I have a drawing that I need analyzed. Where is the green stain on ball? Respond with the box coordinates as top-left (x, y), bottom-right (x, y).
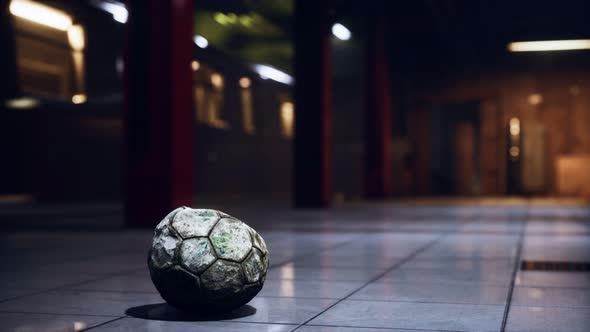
top-left (212, 231), bottom-right (230, 254)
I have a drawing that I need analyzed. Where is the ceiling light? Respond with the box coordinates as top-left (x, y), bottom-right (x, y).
top-left (252, 64), bottom-right (294, 85)
top-left (508, 39), bottom-right (590, 52)
top-left (331, 23), bottom-right (351, 41)
top-left (211, 73), bottom-right (223, 89)
top-left (239, 77), bottom-right (251, 89)
top-left (194, 35), bottom-right (208, 48)
top-left (93, 1), bottom-right (128, 23)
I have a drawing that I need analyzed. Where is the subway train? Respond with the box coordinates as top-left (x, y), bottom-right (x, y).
top-left (0, 0), bottom-right (295, 202)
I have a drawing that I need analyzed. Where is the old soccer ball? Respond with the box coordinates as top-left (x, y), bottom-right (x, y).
top-left (148, 207), bottom-right (269, 314)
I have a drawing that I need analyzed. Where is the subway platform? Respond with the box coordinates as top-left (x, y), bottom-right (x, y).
top-left (1, 198), bottom-right (589, 331)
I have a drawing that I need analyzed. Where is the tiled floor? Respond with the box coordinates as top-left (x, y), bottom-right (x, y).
top-left (1, 199), bottom-right (590, 331)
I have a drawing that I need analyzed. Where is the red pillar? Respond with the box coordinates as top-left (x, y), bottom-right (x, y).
top-left (293, 0), bottom-right (332, 207)
top-left (124, 0), bottom-right (194, 226)
top-left (364, 15), bottom-right (393, 199)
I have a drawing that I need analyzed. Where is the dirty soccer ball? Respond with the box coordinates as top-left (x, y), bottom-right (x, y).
top-left (148, 207), bottom-right (269, 314)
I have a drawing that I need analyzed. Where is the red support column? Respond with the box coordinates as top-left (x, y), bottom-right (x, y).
top-left (364, 15), bottom-right (393, 199)
top-left (124, 0), bottom-right (194, 226)
top-left (293, 0), bottom-right (332, 207)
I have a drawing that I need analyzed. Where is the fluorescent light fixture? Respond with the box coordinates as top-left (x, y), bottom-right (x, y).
top-left (253, 64), bottom-right (294, 85)
top-left (94, 1), bottom-right (128, 23)
top-left (331, 23), bottom-right (351, 41)
top-left (508, 39), bottom-right (590, 52)
top-left (9, 0), bottom-right (72, 31)
top-left (194, 35), bottom-right (208, 48)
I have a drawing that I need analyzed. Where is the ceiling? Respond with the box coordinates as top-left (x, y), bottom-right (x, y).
top-left (195, 0), bottom-right (590, 76)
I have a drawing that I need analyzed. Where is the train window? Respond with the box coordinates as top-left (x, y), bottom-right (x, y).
top-left (193, 67), bottom-right (229, 129)
top-left (10, 0), bottom-right (86, 101)
top-left (279, 100), bottom-right (294, 139)
top-left (239, 77), bottom-right (255, 134)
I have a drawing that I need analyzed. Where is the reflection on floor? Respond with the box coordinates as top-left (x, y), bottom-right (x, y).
top-left (1, 199), bottom-right (589, 331)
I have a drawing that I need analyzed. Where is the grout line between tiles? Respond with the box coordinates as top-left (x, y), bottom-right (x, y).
top-left (0, 310), bottom-right (121, 317)
top-left (0, 270), bottom-right (146, 304)
top-left (80, 316), bottom-right (126, 331)
top-left (499, 205), bottom-right (528, 332)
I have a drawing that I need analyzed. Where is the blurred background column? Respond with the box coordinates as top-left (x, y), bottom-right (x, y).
top-left (124, 0), bottom-right (193, 226)
top-left (293, 0), bottom-right (332, 208)
top-left (411, 101), bottom-right (432, 196)
top-left (364, 14), bottom-right (393, 199)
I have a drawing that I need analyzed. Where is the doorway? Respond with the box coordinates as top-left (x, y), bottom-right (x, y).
top-left (430, 102), bottom-right (481, 196)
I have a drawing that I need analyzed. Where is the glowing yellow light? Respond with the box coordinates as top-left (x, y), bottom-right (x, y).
top-left (239, 77), bottom-right (251, 89)
top-left (508, 39), bottom-right (590, 52)
top-left (226, 13), bottom-right (238, 24)
top-left (280, 101), bottom-right (295, 138)
top-left (10, 0), bottom-right (72, 31)
top-left (509, 146), bottom-right (520, 158)
top-left (211, 73), bottom-right (224, 89)
top-left (67, 25), bottom-right (85, 51)
top-left (213, 12), bottom-right (228, 25)
top-left (72, 94), bottom-right (87, 104)
top-left (239, 15), bottom-right (253, 27)
top-left (528, 93), bottom-right (543, 105)
top-left (191, 60), bottom-right (200, 71)
top-left (509, 117), bottom-right (520, 136)
top-left (5, 97), bottom-right (39, 109)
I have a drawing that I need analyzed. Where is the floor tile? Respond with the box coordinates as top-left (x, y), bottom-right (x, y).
top-left (515, 271), bottom-right (590, 288)
top-left (379, 266), bottom-right (513, 285)
top-left (512, 286), bottom-right (590, 308)
top-left (225, 297), bottom-right (337, 324)
top-left (506, 306), bottom-right (590, 332)
top-left (71, 272), bottom-right (156, 293)
top-left (257, 279), bottom-right (364, 299)
top-left (288, 254), bottom-right (403, 269)
top-left (350, 281), bottom-right (509, 305)
top-left (266, 264), bottom-right (386, 281)
top-left (0, 312), bottom-right (118, 332)
top-left (0, 271), bottom-right (103, 290)
top-left (0, 288), bottom-right (38, 301)
top-left (91, 317), bottom-right (296, 331)
top-left (309, 299), bottom-right (505, 331)
top-left (0, 289), bottom-right (162, 316)
top-left (298, 326), bottom-right (430, 332)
